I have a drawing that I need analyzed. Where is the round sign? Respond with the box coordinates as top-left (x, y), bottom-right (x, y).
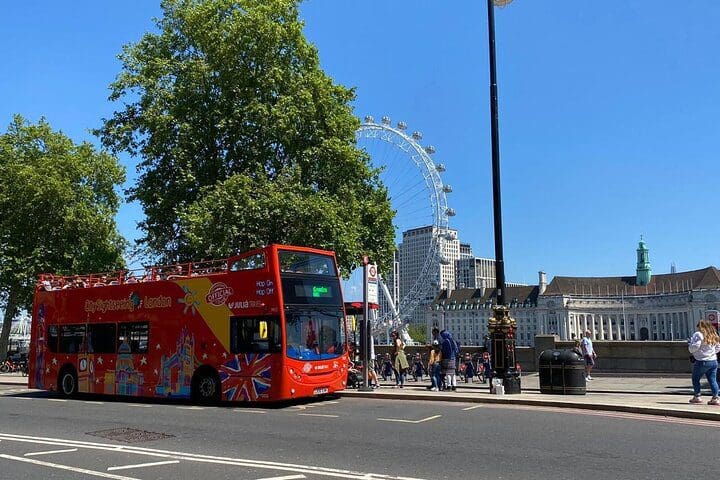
top-left (709, 313), bottom-right (717, 322)
top-left (369, 265), bottom-right (377, 278)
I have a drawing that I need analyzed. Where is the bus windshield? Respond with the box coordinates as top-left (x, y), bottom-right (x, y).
top-left (285, 308), bottom-right (346, 361)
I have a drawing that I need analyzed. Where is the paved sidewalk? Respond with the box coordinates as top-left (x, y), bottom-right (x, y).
top-left (0, 373), bottom-right (28, 385)
top-left (340, 373), bottom-right (720, 422)
top-left (4, 372), bottom-right (719, 421)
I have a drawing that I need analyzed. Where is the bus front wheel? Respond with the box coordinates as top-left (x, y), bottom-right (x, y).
top-left (58, 367), bottom-right (78, 397)
top-left (192, 369), bottom-right (221, 404)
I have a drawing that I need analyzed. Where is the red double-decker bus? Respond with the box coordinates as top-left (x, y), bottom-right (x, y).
top-left (28, 244), bottom-right (350, 403)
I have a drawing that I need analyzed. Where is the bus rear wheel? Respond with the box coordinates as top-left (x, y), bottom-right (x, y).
top-left (192, 369), bottom-right (221, 404)
top-left (58, 367), bottom-right (78, 397)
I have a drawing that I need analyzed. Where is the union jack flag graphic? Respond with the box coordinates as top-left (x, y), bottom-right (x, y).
top-left (219, 353), bottom-right (272, 401)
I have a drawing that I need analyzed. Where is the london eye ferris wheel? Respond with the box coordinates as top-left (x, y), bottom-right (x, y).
top-left (355, 115), bottom-right (454, 333)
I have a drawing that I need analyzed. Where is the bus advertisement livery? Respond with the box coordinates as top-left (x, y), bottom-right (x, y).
top-left (28, 244), bottom-right (349, 403)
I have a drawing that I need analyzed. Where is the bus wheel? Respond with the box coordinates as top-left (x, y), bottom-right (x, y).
top-left (192, 369), bottom-right (220, 404)
top-left (58, 367), bottom-right (78, 397)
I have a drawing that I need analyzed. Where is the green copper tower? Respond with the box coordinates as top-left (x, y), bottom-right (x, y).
top-left (636, 236), bottom-right (652, 286)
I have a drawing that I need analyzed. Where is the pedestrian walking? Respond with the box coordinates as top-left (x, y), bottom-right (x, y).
top-left (581, 330), bottom-right (597, 380)
top-left (688, 320), bottom-right (720, 405)
top-left (412, 353), bottom-right (425, 381)
top-left (462, 353), bottom-right (475, 383)
top-left (381, 353), bottom-right (393, 381)
top-left (480, 351), bottom-right (492, 385)
top-left (390, 331), bottom-right (409, 388)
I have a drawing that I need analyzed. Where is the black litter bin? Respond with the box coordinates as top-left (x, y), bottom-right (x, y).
top-left (538, 349), bottom-right (586, 395)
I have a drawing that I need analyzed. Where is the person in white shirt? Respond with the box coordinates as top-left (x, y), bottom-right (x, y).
top-left (580, 330), bottom-right (597, 380)
top-left (688, 320), bottom-right (720, 405)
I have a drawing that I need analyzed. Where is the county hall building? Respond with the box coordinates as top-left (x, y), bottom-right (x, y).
top-left (429, 239), bottom-right (720, 346)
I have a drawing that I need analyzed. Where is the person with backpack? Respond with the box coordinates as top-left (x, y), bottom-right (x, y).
top-left (440, 329), bottom-right (459, 391)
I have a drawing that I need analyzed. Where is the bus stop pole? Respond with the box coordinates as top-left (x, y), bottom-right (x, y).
top-left (359, 259), bottom-right (373, 391)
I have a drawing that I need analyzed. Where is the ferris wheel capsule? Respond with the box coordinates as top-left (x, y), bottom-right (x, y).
top-left (381, 116), bottom-right (391, 126)
top-left (425, 145), bottom-right (436, 155)
top-left (412, 131), bottom-right (423, 141)
top-left (364, 115), bottom-right (374, 124)
top-left (397, 121), bottom-right (407, 131)
top-left (446, 208), bottom-right (456, 217)
top-left (435, 163), bottom-right (446, 172)
top-left (442, 184), bottom-right (453, 193)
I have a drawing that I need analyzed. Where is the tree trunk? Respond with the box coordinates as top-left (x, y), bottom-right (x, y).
top-left (0, 285), bottom-right (19, 361)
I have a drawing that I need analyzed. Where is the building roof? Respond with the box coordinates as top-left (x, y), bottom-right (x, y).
top-left (433, 285), bottom-right (539, 307)
top-left (543, 266), bottom-right (720, 296)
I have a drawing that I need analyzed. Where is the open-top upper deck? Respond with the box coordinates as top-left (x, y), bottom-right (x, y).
top-left (36, 244), bottom-right (340, 291)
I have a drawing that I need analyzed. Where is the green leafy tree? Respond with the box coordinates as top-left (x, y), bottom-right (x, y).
top-left (96, 0), bottom-right (395, 276)
top-left (0, 115), bottom-right (126, 359)
top-left (406, 324), bottom-right (428, 345)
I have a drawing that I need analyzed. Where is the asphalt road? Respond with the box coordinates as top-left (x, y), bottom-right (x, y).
top-left (0, 384), bottom-right (717, 480)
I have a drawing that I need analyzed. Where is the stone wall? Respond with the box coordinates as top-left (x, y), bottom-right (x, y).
top-left (371, 335), bottom-right (693, 373)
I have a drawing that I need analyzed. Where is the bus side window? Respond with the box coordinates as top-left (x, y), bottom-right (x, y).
top-left (47, 325), bottom-right (59, 353)
top-left (59, 324), bottom-right (85, 354)
top-left (230, 316), bottom-right (280, 354)
top-left (86, 323), bottom-right (116, 354)
top-left (230, 253), bottom-right (266, 272)
top-left (117, 322), bottom-right (149, 354)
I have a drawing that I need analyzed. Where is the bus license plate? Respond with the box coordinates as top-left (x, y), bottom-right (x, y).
top-left (313, 387), bottom-right (329, 395)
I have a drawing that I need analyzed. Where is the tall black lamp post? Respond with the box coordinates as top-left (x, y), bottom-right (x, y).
top-left (486, 0), bottom-right (521, 394)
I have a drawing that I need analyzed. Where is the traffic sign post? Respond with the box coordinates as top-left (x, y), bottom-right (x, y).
top-left (367, 263), bottom-right (378, 304)
top-left (359, 257), bottom-right (373, 392)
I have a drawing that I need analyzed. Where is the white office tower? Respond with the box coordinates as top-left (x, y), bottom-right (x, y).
top-left (455, 257), bottom-right (497, 290)
top-left (398, 225), bottom-right (459, 325)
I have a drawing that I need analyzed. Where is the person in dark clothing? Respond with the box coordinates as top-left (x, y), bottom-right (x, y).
top-left (440, 330), bottom-right (459, 391)
top-left (462, 352), bottom-right (475, 383)
top-left (481, 351), bottom-right (492, 384)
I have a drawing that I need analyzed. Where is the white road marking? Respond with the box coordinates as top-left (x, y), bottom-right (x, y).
top-left (377, 415), bottom-right (442, 424)
top-left (0, 432), bottom-right (429, 480)
top-left (234, 408), bottom-right (267, 414)
top-left (297, 413), bottom-right (339, 418)
top-left (25, 448), bottom-right (79, 456)
top-left (126, 404), bottom-right (152, 408)
top-left (107, 460), bottom-right (180, 471)
top-left (462, 405), bottom-right (483, 411)
top-left (255, 475), bottom-right (306, 480)
top-left (0, 453), bottom-right (140, 480)
top-left (475, 403), bottom-right (720, 427)
top-left (176, 406), bottom-right (205, 410)
top-left (86, 401), bottom-right (105, 405)
top-left (48, 399), bottom-right (67, 402)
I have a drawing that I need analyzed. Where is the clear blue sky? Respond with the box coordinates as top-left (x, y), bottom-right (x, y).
top-left (2, 1), bottom-right (719, 287)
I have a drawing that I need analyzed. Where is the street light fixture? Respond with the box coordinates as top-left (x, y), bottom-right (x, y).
top-left (486, 0), bottom-right (521, 394)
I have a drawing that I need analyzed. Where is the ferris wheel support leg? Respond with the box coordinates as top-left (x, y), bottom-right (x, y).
top-left (378, 276), bottom-right (400, 321)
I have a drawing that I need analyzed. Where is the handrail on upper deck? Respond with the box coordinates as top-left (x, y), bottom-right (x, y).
top-left (36, 258), bottom-right (230, 291)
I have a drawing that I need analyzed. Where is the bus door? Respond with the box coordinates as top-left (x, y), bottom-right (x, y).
top-left (225, 315), bottom-right (281, 401)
